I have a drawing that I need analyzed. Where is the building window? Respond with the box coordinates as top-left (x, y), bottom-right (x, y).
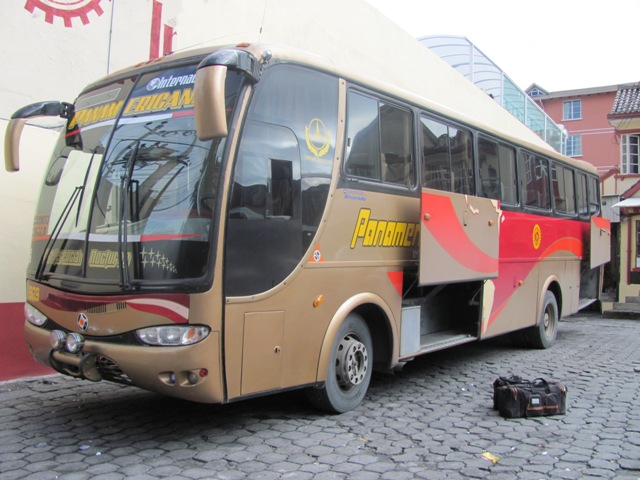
top-left (566, 135), bottom-right (582, 157)
top-left (563, 99), bottom-right (581, 120)
top-left (622, 134), bottom-right (640, 174)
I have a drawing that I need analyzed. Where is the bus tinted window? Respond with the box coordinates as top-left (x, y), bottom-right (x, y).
top-left (226, 66), bottom-right (338, 296)
top-left (478, 136), bottom-right (517, 204)
top-left (577, 173), bottom-right (588, 217)
top-left (552, 165), bottom-right (576, 214)
top-left (421, 116), bottom-right (474, 194)
top-left (519, 152), bottom-right (550, 210)
top-left (588, 176), bottom-right (599, 215)
top-left (345, 92), bottom-right (414, 187)
top-left (380, 102), bottom-right (414, 186)
top-left (499, 144), bottom-right (518, 205)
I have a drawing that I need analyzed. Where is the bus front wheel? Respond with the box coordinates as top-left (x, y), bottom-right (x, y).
top-left (306, 313), bottom-right (373, 413)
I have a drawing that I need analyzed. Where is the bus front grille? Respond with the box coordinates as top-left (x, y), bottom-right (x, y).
top-left (96, 355), bottom-right (133, 385)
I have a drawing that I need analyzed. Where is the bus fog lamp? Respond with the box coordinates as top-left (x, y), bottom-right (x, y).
top-left (136, 325), bottom-right (210, 346)
top-left (49, 330), bottom-right (66, 351)
top-left (65, 332), bottom-right (85, 354)
top-left (188, 372), bottom-right (198, 385)
top-left (25, 304), bottom-right (47, 326)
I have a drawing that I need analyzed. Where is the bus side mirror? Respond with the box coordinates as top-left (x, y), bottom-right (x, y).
top-left (4, 101), bottom-right (73, 172)
top-left (194, 65), bottom-right (229, 141)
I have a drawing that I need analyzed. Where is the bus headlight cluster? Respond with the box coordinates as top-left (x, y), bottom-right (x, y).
top-left (49, 330), bottom-right (85, 354)
top-left (25, 304), bottom-right (47, 326)
top-left (136, 325), bottom-right (210, 346)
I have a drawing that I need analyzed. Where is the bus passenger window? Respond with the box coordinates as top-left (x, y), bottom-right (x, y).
top-left (380, 103), bottom-right (414, 187)
top-left (588, 176), bottom-right (599, 215)
top-left (345, 93), bottom-right (414, 187)
top-left (576, 173), bottom-right (589, 217)
top-left (345, 92), bottom-right (380, 181)
top-left (420, 116), bottom-right (473, 194)
top-left (450, 128), bottom-right (473, 195)
top-left (498, 144), bottom-right (517, 205)
top-left (479, 137), bottom-right (517, 204)
top-left (551, 165), bottom-right (576, 215)
top-left (519, 152), bottom-right (550, 210)
top-left (421, 117), bottom-right (450, 191)
top-left (478, 137), bottom-right (500, 199)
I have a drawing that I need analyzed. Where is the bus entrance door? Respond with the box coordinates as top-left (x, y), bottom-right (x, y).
top-left (419, 188), bottom-right (500, 286)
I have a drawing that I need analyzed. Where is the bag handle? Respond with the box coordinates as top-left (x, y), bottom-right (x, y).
top-left (533, 378), bottom-right (551, 392)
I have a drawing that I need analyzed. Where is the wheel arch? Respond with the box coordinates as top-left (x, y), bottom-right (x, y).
top-left (315, 293), bottom-right (397, 383)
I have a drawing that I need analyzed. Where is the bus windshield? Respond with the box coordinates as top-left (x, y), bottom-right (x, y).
top-left (29, 63), bottom-right (244, 292)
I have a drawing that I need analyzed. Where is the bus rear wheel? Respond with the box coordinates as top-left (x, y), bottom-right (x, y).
top-left (528, 290), bottom-right (558, 349)
top-left (306, 313), bottom-right (373, 413)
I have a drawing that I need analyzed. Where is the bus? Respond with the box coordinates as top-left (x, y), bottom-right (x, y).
top-left (5, 42), bottom-right (610, 413)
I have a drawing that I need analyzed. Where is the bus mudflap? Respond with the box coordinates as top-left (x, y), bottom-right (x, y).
top-left (419, 189), bottom-right (500, 285)
top-left (590, 216), bottom-right (611, 269)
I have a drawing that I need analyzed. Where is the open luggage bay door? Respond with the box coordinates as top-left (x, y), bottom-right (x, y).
top-left (419, 188), bottom-right (501, 285)
top-left (590, 216), bottom-right (611, 269)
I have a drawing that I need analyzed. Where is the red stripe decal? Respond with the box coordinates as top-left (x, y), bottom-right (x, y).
top-left (422, 193), bottom-right (497, 273)
top-left (126, 299), bottom-right (188, 324)
top-left (387, 271), bottom-right (403, 297)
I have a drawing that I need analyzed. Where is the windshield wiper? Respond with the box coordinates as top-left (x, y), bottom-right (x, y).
top-left (36, 186), bottom-right (83, 280)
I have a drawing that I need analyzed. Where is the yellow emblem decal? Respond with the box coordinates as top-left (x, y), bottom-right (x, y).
top-left (532, 224), bottom-right (542, 250)
top-left (305, 118), bottom-right (331, 158)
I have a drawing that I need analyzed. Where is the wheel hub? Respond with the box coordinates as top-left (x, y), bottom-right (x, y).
top-left (335, 334), bottom-right (368, 390)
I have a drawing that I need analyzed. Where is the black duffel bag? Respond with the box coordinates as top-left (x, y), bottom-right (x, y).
top-left (493, 376), bottom-right (567, 418)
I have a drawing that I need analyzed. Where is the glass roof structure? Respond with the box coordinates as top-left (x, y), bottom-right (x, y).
top-left (419, 35), bottom-right (566, 154)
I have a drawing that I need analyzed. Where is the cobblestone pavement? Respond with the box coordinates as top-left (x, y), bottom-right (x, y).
top-left (1, 314), bottom-right (639, 480)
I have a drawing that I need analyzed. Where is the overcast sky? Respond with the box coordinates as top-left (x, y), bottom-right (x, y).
top-left (365, 0), bottom-right (639, 92)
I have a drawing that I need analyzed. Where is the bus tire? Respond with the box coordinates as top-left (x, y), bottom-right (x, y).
top-left (306, 313), bottom-right (373, 413)
top-left (527, 290), bottom-right (558, 349)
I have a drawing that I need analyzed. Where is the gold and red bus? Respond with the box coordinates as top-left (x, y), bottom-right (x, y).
top-left (5, 42), bottom-right (609, 412)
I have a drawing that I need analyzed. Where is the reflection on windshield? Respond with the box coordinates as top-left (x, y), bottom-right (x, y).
top-left (29, 65), bottom-right (244, 290)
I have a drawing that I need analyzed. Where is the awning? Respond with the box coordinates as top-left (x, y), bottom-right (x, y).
top-left (612, 198), bottom-right (640, 208)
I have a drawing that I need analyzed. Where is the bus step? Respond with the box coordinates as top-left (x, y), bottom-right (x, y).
top-left (417, 332), bottom-right (477, 355)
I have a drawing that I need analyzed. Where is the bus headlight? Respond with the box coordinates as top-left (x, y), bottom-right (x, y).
top-left (136, 325), bottom-right (210, 346)
top-left (25, 304), bottom-right (47, 326)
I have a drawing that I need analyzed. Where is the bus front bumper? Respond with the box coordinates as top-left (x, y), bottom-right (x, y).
top-left (24, 321), bottom-right (224, 404)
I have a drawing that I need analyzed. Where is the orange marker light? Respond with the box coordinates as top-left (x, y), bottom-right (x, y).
top-left (313, 295), bottom-right (324, 308)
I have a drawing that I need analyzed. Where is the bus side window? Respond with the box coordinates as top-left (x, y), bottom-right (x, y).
top-left (576, 173), bottom-right (589, 217)
top-left (478, 137), bottom-right (500, 199)
top-left (588, 176), bottom-right (600, 215)
top-left (551, 165), bottom-right (576, 215)
top-left (345, 92), bottom-right (414, 187)
top-left (478, 137), bottom-right (517, 204)
top-left (498, 144), bottom-right (517, 205)
top-left (519, 152), bottom-right (550, 210)
top-left (380, 102), bottom-right (414, 187)
top-left (420, 115), bottom-right (473, 194)
top-left (345, 92), bottom-right (380, 181)
top-left (450, 128), bottom-right (473, 195)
